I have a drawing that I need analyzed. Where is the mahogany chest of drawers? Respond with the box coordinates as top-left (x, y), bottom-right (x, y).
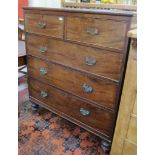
top-left (24, 7), bottom-right (133, 152)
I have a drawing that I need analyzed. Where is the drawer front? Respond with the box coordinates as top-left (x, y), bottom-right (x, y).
top-left (28, 56), bottom-right (118, 109)
top-left (27, 34), bottom-right (123, 81)
top-left (25, 14), bottom-right (64, 38)
top-left (29, 78), bottom-right (114, 137)
top-left (66, 17), bottom-right (128, 51)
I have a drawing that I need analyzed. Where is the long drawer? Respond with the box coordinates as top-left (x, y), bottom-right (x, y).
top-left (28, 78), bottom-right (114, 138)
top-left (28, 56), bottom-right (118, 110)
top-left (24, 13), bottom-right (64, 39)
top-left (27, 34), bottom-right (123, 81)
top-left (66, 16), bottom-right (128, 51)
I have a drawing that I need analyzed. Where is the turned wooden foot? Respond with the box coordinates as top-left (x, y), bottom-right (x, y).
top-left (31, 102), bottom-right (39, 111)
top-left (101, 140), bottom-right (111, 153)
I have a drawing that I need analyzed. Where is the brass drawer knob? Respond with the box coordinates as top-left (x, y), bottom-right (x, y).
top-left (80, 108), bottom-right (90, 116)
top-left (37, 21), bottom-right (46, 29)
top-left (39, 46), bottom-right (47, 53)
top-left (85, 56), bottom-right (96, 66)
top-left (83, 83), bottom-right (93, 93)
top-left (40, 91), bottom-right (48, 98)
top-left (40, 68), bottom-right (47, 75)
top-left (86, 27), bottom-right (99, 35)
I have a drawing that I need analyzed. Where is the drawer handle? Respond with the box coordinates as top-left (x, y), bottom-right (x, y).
top-left (86, 27), bottom-right (99, 35)
top-left (40, 68), bottom-right (47, 75)
top-left (85, 56), bottom-right (96, 66)
top-left (80, 108), bottom-right (90, 116)
top-left (40, 91), bottom-right (48, 98)
top-left (39, 46), bottom-right (47, 53)
top-left (83, 83), bottom-right (93, 93)
top-left (37, 21), bottom-right (46, 29)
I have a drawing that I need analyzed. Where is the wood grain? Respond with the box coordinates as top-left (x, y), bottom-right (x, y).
top-left (28, 56), bottom-right (119, 110)
top-left (132, 96), bottom-right (137, 115)
top-left (28, 78), bottom-right (114, 138)
top-left (24, 7), bottom-right (134, 16)
top-left (25, 13), bottom-right (64, 39)
top-left (26, 34), bottom-right (123, 81)
top-left (66, 16), bottom-right (128, 51)
top-left (110, 30), bottom-right (137, 155)
top-left (122, 140), bottom-right (136, 155)
top-left (126, 116), bottom-right (137, 143)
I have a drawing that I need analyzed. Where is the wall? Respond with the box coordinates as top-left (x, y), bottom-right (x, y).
top-left (18, 0), bottom-right (28, 19)
top-left (29, 0), bottom-right (62, 8)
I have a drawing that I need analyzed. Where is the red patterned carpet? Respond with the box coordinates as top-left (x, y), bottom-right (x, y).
top-left (18, 77), bottom-right (108, 155)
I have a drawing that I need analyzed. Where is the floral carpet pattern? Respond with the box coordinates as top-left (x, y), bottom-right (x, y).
top-left (18, 77), bottom-right (108, 155)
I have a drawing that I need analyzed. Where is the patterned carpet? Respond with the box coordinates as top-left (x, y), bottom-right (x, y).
top-left (18, 77), bottom-right (108, 155)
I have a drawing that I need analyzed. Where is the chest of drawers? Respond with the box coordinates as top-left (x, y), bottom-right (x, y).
top-left (24, 7), bottom-right (133, 152)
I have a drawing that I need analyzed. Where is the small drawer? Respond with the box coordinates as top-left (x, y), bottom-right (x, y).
top-left (28, 78), bottom-right (114, 137)
top-left (28, 56), bottom-right (118, 109)
top-left (26, 34), bottom-right (123, 81)
top-left (66, 16), bottom-right (128, 51)
top-left (24, 14), bottom-right (64, 39)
